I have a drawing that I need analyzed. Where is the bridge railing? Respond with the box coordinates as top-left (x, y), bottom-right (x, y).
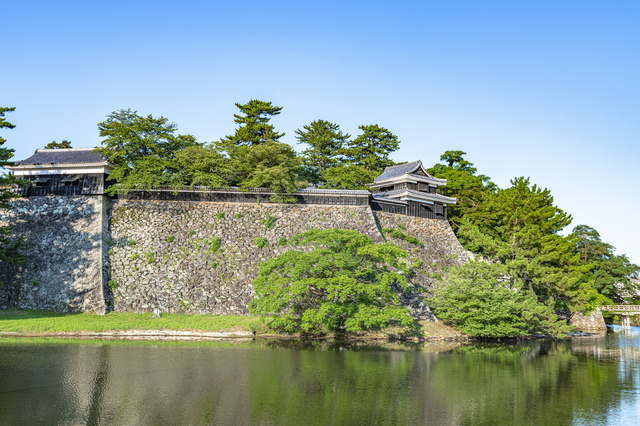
top-left (600, 305), bottom-right (640, 312)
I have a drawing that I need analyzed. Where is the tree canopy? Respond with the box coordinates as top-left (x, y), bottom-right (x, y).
top-left (457, 177), bottom-right (594, 311)
top-left (95, 109), bottom-right (198, 194)
top-left (222, 100), bottom-right (284, 146)
top-left (0, 107), bottom-right (27, 265)
top-left (249, 229), bottom-right (414, 334)
top-left (430, 261), bottom-right (574, 338)
top-left (343, 124), bottom-right (399, 172)
top-left (295, 119), bottom-right (350, 184)
top-left (572, 224), bottom-right (640, 303)
top-left (427, 150), bottom-right (496, 228)
top-left (44, 140), bottom-right (72, 149)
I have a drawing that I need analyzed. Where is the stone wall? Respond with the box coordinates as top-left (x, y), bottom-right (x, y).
top-left (0, 196), bottom-right (109, 313)
top-left (108, 201), bottom-right (384, 315)
top-left (0, 196), bottom-right (468, 318)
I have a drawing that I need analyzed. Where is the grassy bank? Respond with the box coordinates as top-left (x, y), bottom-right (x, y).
top-left (0, 309), bottom-right (263, 334)
top-left (0, 309), bottom-right (467, 342)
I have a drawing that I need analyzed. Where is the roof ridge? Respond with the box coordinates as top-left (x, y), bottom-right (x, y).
top-left (384, 160), bottom-right (422, 169)
top-left (36, 148), bottom-right (96, 153)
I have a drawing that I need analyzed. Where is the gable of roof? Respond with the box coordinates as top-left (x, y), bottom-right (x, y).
top-left (374, 160), bottom-right (443, 182)
top-left (374, 161), bottom-right (423, 181)
top-left (15, 148), bottom-right (108, 165)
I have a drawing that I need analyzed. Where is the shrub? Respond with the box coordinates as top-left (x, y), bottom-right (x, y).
top-left (208, 236), bottom-right (221, 254)
top-left (383, 228), bottom-right (422, 247)
top-left (255, 237), bottom-right (268, 248)
top-left (429, 261), bottom-right (574, 338)
top-left (250, 229), bottom-right (413, 335)
top-left (261, 215), bottom-right (276, 229)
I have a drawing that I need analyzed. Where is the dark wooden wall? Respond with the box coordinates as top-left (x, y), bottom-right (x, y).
top-left (16, 174), bottom-right (110, 196)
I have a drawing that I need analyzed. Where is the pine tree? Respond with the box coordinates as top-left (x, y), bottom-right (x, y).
top-left (222, 100), bottom-right (284, 146)
top-left (0, 107), bottom-right (27, 265)
top-left (44, 140), bottom-right (72, 149)
top-left (295, 119), bottom-right (350, 184)
top-left (343, 124), bottom-right (399, 172)
top-left (460, 177), bottom-right (594, 311)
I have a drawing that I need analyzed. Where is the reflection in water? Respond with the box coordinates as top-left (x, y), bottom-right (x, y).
top-left (0, 331), bottom-right (639, 425)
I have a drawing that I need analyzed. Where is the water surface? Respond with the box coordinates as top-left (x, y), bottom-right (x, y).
top-left (1, 328), bottom-right (639, 425)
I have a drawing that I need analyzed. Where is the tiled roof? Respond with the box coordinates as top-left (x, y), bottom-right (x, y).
top-left (374, 161), bottom-right (423, 181)
top-left (15, 148), bottom-right (107, 165)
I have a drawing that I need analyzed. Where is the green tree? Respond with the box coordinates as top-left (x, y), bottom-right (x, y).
top-left (249, 229), bottom-right (413, 334)
top-left (460, 177), bottom-right (594, 311)
top-left (44, 140), bottom-right (72, 149)
top-left (427, 150), bottom-right (496, 228)
top-left (227, 141), bottom-right (304, 203)
top-left (295, 119), bottom-right (350, 184)
top-left (343, 124), bottom-right (399, 172)
top-left (430, 261), bottom-right (574, 338)
top-left (0, 107), bottom-right (27, 265)
top-left (172, 143), bottom-right (232, 188)
top-left (572, 225), bottom-right (640, 303)
top-left (321, 164), bottom-right (380, 190)
top-left (222, 100), bottom-right (284, 146)
top-left (95, 109), bottom-right (197, 194)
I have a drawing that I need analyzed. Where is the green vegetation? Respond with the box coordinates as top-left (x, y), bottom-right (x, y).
top-left (166, 235), bottom-right (174, 243)
top-left (250, 229), bottom-right (413, 335)
top-left (278, 236), bottom-right (287, 246)
top-left (0, 309), bottom-right (262, 333)
top-left (217, 212), bottom-right (224, 220)
top-left (44, 140), bottom-right (72, 149)
top-left (108, 280), bottom-right (117, 291)
top-left (221, 99), bottom-right (284, 146)
top-left (188, 230), bottom-right (195, 237)
top-left (95, 109), bottom-right (198, 195)
top-left (144, 251), bottom-right (155, 264)
top-left (0, 107), bottom-right (27, 267)
top-left (261, 215), bottom-right (276, 229)
top-left (383, 228), bottom-right (422, 246)
top-left (236, 212), bottom-right (242, 219)
top-left (295, 119), bottom-right (350, 185)
top-left (430, 262), bottom-right (573, 338)
top-left (572, 224), bottom-right (640, 303)
top-left (255, 237), bottom-right (268, 249)
top-left (128, 239), bottom-right (135, 246)
top-left (425, 152), bottom-right (639, 336)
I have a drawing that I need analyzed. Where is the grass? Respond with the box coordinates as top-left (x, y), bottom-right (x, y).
top-left (0, 309), bottom-right (264, 334)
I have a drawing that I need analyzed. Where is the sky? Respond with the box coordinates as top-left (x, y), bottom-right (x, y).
top-left (3, 1), bottom-right (640, 264)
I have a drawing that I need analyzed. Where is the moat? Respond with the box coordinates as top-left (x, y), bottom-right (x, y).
top-left (1, 327), bottom-right (639, 425)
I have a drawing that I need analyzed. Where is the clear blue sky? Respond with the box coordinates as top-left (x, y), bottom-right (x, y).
top-left (3, 1), bottom-right (640, 264)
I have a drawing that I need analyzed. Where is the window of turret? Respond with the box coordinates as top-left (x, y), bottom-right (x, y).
top-left (34, 178), bottom-right (50, 187)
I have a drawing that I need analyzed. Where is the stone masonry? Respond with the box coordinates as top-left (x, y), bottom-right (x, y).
top-left (0, 196), bottom-right (109, 313)
top-left (0, 196), bottom-right (466, 318)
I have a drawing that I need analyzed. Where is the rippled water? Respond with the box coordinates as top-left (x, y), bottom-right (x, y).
top-left (1, 327), bottom-right (639, 425)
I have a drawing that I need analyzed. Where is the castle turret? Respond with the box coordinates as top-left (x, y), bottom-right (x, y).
top-left (370, 160), bottom-right (456, 219)
top-left (7, 148), bottom-right (113, 196)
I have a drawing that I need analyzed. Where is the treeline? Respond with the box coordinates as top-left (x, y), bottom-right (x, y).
top-left (93, 100), bottom-right (401, 202)
top-left (426, 151), bottom-right (640, 337)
